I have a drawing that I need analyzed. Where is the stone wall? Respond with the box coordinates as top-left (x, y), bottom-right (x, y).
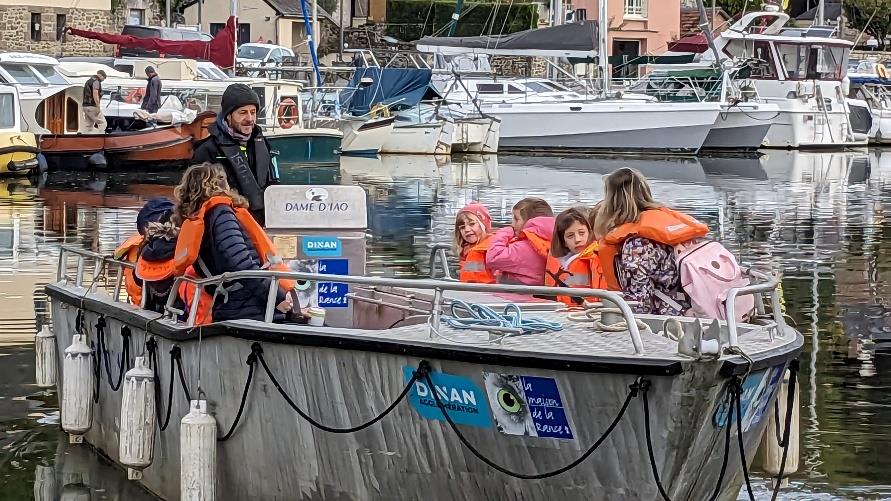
top-left (490, 56), bottom-right (549, 77)
top-left (0, 0), bottom-right (161, 56)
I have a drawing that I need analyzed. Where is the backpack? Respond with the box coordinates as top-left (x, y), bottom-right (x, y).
top-left (655, 240), bottom-right (754, 322)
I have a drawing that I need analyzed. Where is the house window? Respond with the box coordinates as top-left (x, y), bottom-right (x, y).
top-left (210, 22), bottom-right (225, 36)
top-left (56, 14), bottom-right (66, 41)
top-left (575, 8), bottom-right (587, 21)
top-left (30, 13), bottom-right (41, 42)
top-left (128, 9), bottom-right (145, 25)
top-left (624, 0), bottom-right (647, 17)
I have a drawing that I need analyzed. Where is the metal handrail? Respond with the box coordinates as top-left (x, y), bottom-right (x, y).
top-left (725, 268), bottom-right (787, 347)
top-left (427, 243), bottom-right (455, 281)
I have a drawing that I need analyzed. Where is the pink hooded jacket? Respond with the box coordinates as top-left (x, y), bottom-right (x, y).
top-left (485, 216), bottom-right (556, 286)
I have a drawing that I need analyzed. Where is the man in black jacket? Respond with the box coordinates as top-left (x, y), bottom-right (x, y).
top-left (140, 66), bottom-right (162, 114)
top-left (191, 84), bottom-right (278, 223)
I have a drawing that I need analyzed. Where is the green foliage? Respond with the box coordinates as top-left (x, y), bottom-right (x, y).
top-left (714, 0), bottom-right (751, 16)
top-left (319, 0), bottom-right (339, 16)
top-left (384, 0), bottom-right (539, 42)
top-left (846, 0), bottom-right (891, 47)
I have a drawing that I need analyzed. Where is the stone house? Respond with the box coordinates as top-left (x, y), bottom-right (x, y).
top-left (0, 0), bottom-right (161, 56)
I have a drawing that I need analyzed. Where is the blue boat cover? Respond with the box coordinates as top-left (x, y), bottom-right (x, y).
top-left (850, 76), bottom-right (891, 86)
top-left (341, 67), bottom-right (440, 116)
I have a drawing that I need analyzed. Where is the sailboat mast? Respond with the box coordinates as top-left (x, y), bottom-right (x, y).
top-left (447, 0), bottom-right (465, 37)
top-left (598, 0), bottom-right (609, 95)
top-left (816, 0), bottom-right (825, 25)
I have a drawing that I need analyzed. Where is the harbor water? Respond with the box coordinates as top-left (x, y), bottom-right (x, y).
top-left (2, 150), bottom-right (891, 500)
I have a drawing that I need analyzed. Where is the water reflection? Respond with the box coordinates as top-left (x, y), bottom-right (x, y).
top-left (1, 149), bottom-right (890, 499)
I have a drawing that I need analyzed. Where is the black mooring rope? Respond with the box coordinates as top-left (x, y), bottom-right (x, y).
top-left (426, 368), bottom-right (641, 480)
top-left (641, 380), bottom-right (672, 501)
top-left (771, 360), bottom-right (800, 501)
top-left (256, 343), bottom-right (422, 434)
top-left (733, 377), bottom-right (756, 501)
top-left (217, 345), bottom-right (259, 442)
top-left (96, 317), bottom-right (130, 392)
top-left (707, 389), bottom-right (736, 501)
top-left (147, 338), bottom-right (191, 432)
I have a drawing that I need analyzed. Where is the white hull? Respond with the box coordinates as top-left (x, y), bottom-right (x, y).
top-left (702, 103), bottom-right (779, 150)
top-left (381, 121), bottom-right (453, 155)
top-left (338, 117), bottom-right (395, 155)
top-left (761, 108), bottom-right (853, 148)
top-left (481, 101), bottom-right (720, 152)
top-left (452, 117), bottom-right (501, 153)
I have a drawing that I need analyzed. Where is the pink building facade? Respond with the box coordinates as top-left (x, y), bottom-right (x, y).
top-left (569, 0), bottom-right (681, 78)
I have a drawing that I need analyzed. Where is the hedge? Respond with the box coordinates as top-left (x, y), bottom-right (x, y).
top-left (384, 0), bottom-right (539, 42)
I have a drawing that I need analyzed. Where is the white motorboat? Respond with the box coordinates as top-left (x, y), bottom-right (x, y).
top-left (847, 64), bottom-right (891, 144)
top-left (672, 6), bottom-right (865, 148)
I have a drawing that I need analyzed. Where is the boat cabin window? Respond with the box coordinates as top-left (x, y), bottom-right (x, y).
top-left (524, 82), bottom-right (551, 93)
top-left (506, 84), bottom-right (524, 94)
top-left (0, 93), bottom-right (15, 128)
top-left (1, 63), bottom-right (42, 84)
top-left (476, 84), bottom-right (505, 94)
top-left (723, 40), bottom-right (777, 80)
top-left (776, 43), bottom-right (846, 81)
top-left (32, 65), bottom-right (69, 84)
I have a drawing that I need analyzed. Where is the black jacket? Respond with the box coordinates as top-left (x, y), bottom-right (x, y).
top-left (196, 204), bottom-right (285, 322)
top-left (141, 74), bottom-right (162, 113)
top-left (191, 118), bottom-right (277, 222)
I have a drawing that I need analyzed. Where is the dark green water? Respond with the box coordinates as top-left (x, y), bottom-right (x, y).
top-left (1, 150), bottom-right (890, 500)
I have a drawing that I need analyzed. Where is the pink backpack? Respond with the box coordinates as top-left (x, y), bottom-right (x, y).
top-left (658, 240), bottom-right (755, 322)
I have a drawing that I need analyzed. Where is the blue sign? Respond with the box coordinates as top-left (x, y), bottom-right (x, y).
top-left (318, 259), bottom-right (349, 276)
top-left (318, 282), bottom-right (348, 308)
top-left (713, 365), bottom-right (785, 429)
top-left (302, 236), bottom-right (342, 257)
top-left (483, 373), bottom-right (573, 439)
top-left (520, 376), bottom-right (574, 439)
top-left (402, 366), bottom-right (491, 428)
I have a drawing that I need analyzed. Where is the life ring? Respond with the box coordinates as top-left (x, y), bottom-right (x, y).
top-left (277, 98), bottom-right (299, 129)
top-left (877, 63), bottom-right (889, 80)
top-left (370, 103), bottom-right (391, 119)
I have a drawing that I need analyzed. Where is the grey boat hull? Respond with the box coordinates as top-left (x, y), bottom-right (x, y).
top-left (48, 283), bottom-right (802, 501)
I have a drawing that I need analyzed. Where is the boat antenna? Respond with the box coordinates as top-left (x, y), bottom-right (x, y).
top-left (851, 6), bottom-right (879, 48)
top-left (597, 0), bottom-right (609, 96)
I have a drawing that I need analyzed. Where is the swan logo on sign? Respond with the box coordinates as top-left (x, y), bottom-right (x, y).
top-left (305, 187), bottom-right (329, 202)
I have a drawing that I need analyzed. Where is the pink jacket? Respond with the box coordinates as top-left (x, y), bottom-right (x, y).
top-left (485, 216), bottom-right (556, 286)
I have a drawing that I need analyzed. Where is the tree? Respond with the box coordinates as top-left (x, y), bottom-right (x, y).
top-left (845, 0), bottom-right (891, 47)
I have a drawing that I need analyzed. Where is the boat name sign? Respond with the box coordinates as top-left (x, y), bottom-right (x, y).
top-left (403, 367), bottom-right (492, 428)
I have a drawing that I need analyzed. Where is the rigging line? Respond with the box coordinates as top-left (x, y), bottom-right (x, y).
top-left (492, 0), bottom-right (515, 50)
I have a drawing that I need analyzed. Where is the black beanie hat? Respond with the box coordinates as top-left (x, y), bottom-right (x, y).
top-left (136, 197), bottom-right (174, 235)
top-left (221, 83), bottom-right (260, 119)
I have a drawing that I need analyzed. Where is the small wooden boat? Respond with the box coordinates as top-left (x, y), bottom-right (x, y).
top-left (0, 86), bottom-right (39, 176)
top-left (38, 111), bottom-right (215, 171)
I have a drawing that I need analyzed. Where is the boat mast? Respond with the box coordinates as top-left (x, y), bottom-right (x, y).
top-left (598, 0), bottom-right (609, 95)
top-left (695, 0), bottom-right (722, 66)
top-left (816, 0), bottom-right (825, 25)
top-left (447, 0), bottom-right (465, 36)
top-left (299, 0), bottom-right (323, 87)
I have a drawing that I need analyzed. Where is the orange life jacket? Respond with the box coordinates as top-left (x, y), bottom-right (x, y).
top-left (599, 207), bottom-right (708, 290)
top-left (114, 234), bottom-right (144, 305)
top-left (544, 242), bottom-right (606, 306)
top-left (459, 235), bottom-right (496, 284)
top-left (520, 229), bottom-right (551, 258)
top-left (177, 266), bottom-right (214, 326)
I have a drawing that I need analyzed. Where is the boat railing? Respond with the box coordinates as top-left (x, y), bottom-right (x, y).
top-left (427, 243), bottom-right (455, 281)
top-left (54, 245), bottom-right (788, 356)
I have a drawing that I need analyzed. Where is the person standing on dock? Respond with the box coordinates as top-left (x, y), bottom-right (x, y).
top-left (81, 69), bottom-right (107, 134)
top-left (191, 83), bottom-right (278, 224)
top-left (140, 66), bottom-right (162, 114)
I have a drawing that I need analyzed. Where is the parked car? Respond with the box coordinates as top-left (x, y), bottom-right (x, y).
top-left (236, 43), bottom-right (294, 78)
top-left (119, 25), bottom-right (213, 58)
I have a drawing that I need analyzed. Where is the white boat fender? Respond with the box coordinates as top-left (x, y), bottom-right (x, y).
top-left (181, 399), bottom-right (217, 501)
top-left (35, 325), bottom-right (57, 388)
top-left (32, 464), bottom-right (57, 501)
top-left (119, 356), bottom-right (156, 480)
top-left (61, 334), bottom-right (94, 443)
top-left (761, 366), bottom-right (800, 479)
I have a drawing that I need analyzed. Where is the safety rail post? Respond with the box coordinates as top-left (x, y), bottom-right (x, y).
top-left (112, 262), bottom-right (124, 302)
top-left (74, 255), bottom-right (84, 288)
top-left (427, 243), bottom-right (454, 280)
top-left (725, 270), bottom-right (786, 347)
top-left (264, 277), bottom-right (280, 324)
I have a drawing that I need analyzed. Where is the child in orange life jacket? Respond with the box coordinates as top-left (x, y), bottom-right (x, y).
top-left (485, 197), bottom-right (555, 286)
top-left (544, 207), bottom-right (605, 305)
top-left (454, 202), bottom-right (495, 284)
top-left (113, 197), bottom-right (175, 306)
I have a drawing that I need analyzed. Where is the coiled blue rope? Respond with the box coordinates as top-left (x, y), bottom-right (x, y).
top-left (440, 300), bottom-right (563, 335)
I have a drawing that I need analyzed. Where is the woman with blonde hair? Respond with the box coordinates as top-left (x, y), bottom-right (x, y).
top-left (171, 162), bottom-right (296, 322)
top-left (596, 167), bottom-right (708, 314)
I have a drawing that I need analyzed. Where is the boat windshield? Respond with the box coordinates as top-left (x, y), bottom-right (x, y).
top-left (0, 63), bottom-right (42, 84)
top-left (238, 45), bottom-right (270, 60)
top-left (32, 64), bottom-right (69, 84)
top-left (0, 93), bottom-right (14, 128)
top-left (776, 43), bottom-right (847, 81)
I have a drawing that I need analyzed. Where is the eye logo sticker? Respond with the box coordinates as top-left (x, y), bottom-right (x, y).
top-left (483, 372), bottom-right (574, 440)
